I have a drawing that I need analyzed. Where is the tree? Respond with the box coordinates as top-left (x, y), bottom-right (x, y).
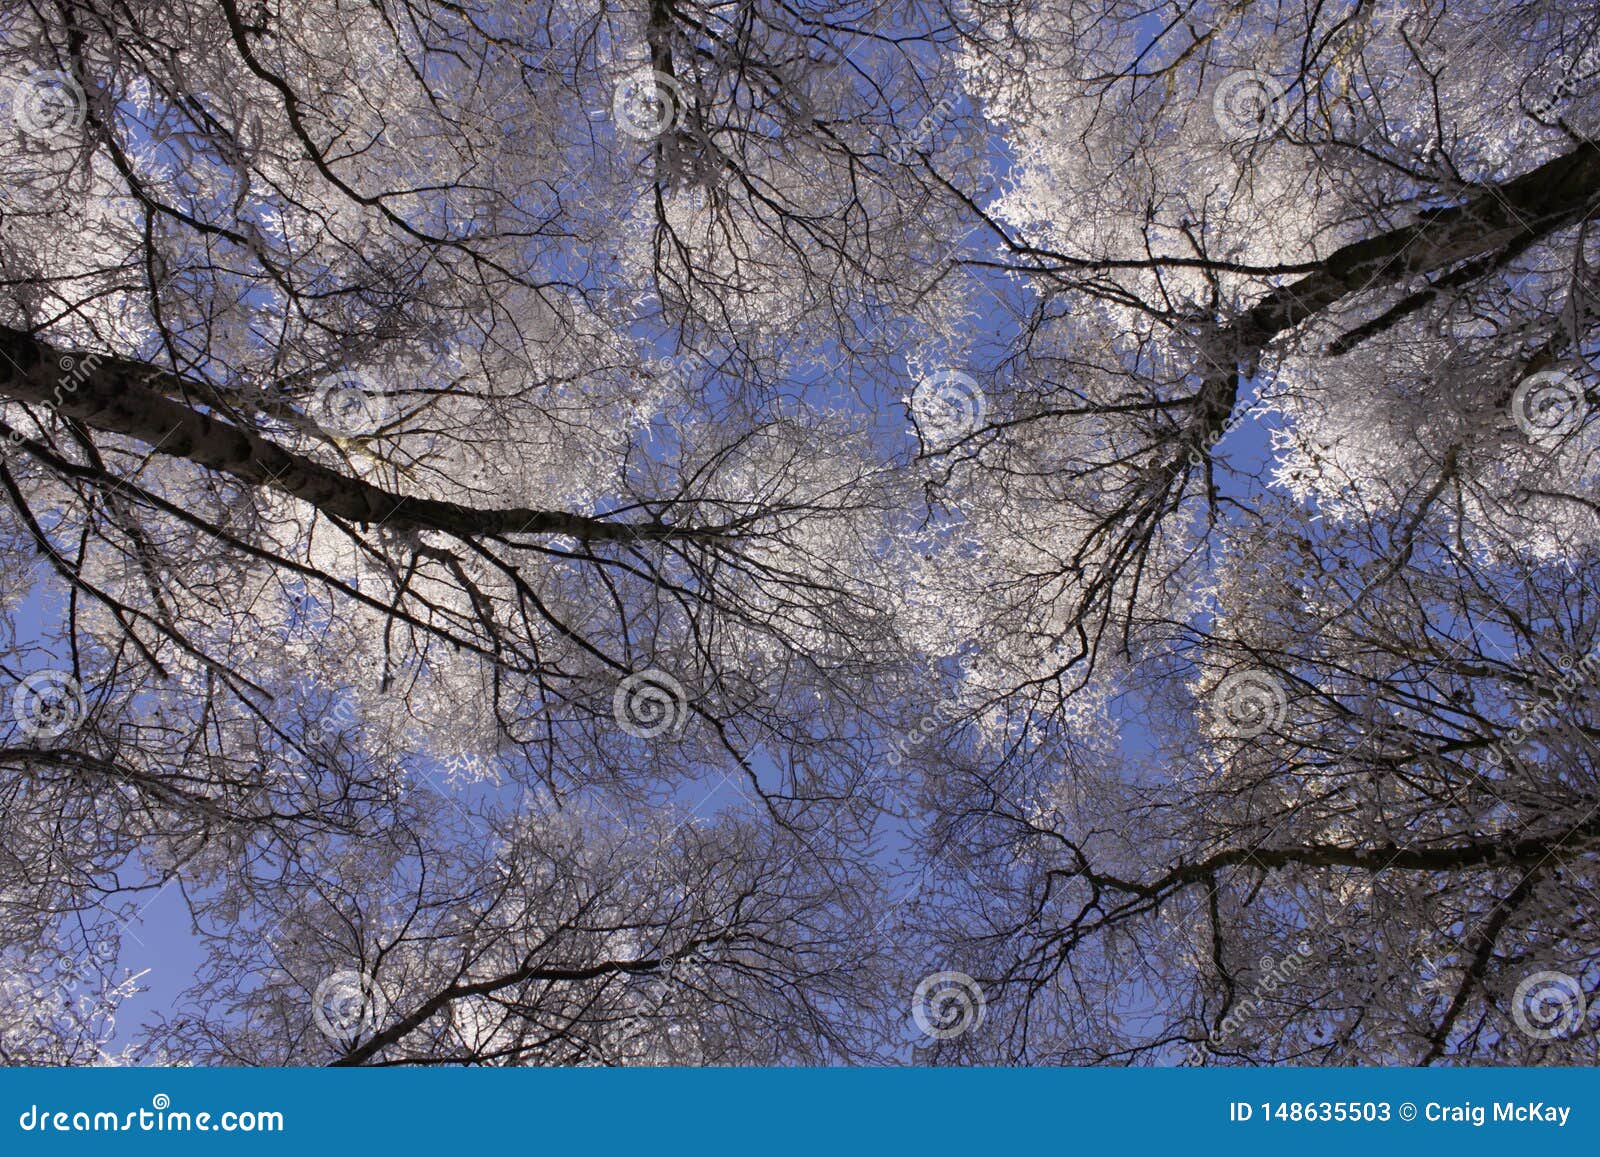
top-left (0, 0), bottom-right (951, 1065)
top-left (1, 0), bottom-right (1596, 1065)
top-left (903, 0), bottom-right (1600, 1063)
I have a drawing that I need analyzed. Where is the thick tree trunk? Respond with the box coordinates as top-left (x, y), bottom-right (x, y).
top-left (0, 324), bottom-right (707, 544)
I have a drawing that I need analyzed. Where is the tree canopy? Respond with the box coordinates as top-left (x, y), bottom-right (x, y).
top-left (1, 0), bottom-right (1596, 1065)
